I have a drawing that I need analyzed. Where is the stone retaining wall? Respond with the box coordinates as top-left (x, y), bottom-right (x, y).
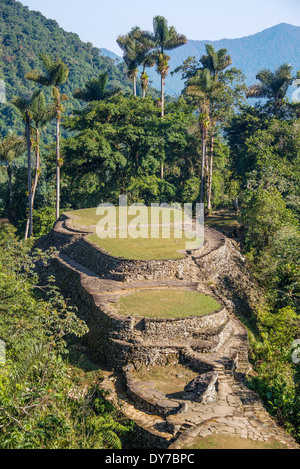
top-left (123, 350), bottom-right (216, 417)
top-left (138, 308), bottom-right (227, 338)
top-left (125, 371), bottom-right (182, 417)
top-left (45, 215), bottom-right (193, 282)
top-left (73, 237), bottom-right (192, 282)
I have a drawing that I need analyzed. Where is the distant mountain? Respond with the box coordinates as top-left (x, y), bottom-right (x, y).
top-left (102, 23), bottom-right (300, 96)
top-left (100, 48), bottom-right (122, 62)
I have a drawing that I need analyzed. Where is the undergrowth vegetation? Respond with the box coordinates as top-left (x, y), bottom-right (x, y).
top-left (0, 221), bottom-right (133, 449)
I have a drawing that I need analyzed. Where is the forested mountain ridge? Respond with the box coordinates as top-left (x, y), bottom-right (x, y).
top-left (0, 0), bottom-right (133, 136)
top-left (106, 23), bottom-right (300, 96)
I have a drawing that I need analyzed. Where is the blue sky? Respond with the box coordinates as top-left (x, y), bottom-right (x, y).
top-left (22, 0), bottom-right (300, 54)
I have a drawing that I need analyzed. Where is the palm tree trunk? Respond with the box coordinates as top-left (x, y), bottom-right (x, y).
top-left (142, 65), bottom-right (146, 98)
top-left (207, 135), bottom-right (214, 213)
top-left (160, 73), bottom-right (165, 179)
top-left (161, 74), bottom-right (165, 118)
top-left (133, 75), bottom-right (137, 97)
top-left (56, 116), bottom-right (60, 221)
top-left (7, 166), bottom-right (13, 217)
top-left (25, 112), bottom-right (32, 240)
top-left (31, 127), bottom-right (40, 211)
top-left (200, 135), bottom-right (206, 205)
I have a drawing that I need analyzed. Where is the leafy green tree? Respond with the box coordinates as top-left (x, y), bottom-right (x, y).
top-left (26, 54), bottom-right (69, 221)
top-left (61, 95), bottom-right (199, 207)
top-left (241, 186), bottom-right (299, 257)
top-left (0, 221), bottom-right (132, 449)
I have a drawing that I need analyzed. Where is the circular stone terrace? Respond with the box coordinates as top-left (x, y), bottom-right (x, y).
top-left (38, 208), bottom-right (299, 450)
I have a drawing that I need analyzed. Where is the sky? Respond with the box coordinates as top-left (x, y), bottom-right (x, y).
top-left (22, 0), bottom-right (300, 55)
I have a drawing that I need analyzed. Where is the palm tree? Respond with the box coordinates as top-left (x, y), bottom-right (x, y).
top-left (12, 90), bottom-right (55, 238)
top-left (200, 45), bottom-right (232, 79)
top-left (246, 63), bottom-right (293, 115)
top-left (26, 54), bottom-right (69, 221)
top-left (133, 29), bottom-right (156, 98)
top-left (200, 45), bottom-right (232, 212)
top-left (29, 90), bottom-right (56, 213)
top-left (117, 27), bottom-right (156, 99)
top-left (185, 68), bottom-right (223, 205)
top-left (117, 28), bottom-right (141, 97)
top-left (147, 16), bottom-right (187, 179)
top-left (73, 72), bottom-right (122, 102)
top-left (0, 133), bottom-right (25, 219)
top-left (11, 95), bottom-right (34, 239)
top-left (150, 16), bottom-right (187, 118)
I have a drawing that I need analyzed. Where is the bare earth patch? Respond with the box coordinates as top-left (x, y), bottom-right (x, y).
top-left (131, 363), bottom-right (199, 398)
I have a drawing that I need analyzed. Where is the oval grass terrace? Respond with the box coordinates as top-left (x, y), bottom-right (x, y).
top-left (65, 206), bottom-right (203, 261)
top-left (115, 289), bottom-right (221, 319)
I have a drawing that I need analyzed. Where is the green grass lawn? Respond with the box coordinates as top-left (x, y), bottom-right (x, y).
top-left (66, 207), bottom-right (203, 260)
top-left (115, 289), bottom-right (221, 319)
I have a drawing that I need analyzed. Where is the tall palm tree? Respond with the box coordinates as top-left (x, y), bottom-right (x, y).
top-left (73, 72), bottom-right (122, 102)
top-left (150, 16), bottom-right (187, 118)
top-left (200, 45), bottom-right (232, 212)
top-left (28, 90), bottom-right (56, 213)
top-left (117, 27), bottom-right (156, 99)
top-left (200, 45), bottom-right (232, 79)
top-left (185, 68), bottom-right (223, 205)
top-left (26, 54), bottom-right (69, 221)
top-left (246, 63), bottom-right (293, 115)
top-left (133, 28), bottom-right (156, 98)
top-left (12, 90), bottom-right (55, 238)
top-left (11, 95), bottom-right (34, 239)
top-left (0, 133), bottom-right (25, 219)
top-left (147, 16), bottom-right (187, 179)
top-left (117, 28), bottom-right (141, 97)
